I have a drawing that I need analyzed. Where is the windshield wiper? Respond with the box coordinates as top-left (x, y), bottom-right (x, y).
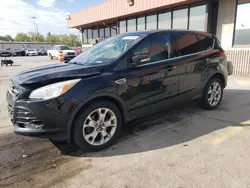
top-left (69, 62), bottom-right (85, 65)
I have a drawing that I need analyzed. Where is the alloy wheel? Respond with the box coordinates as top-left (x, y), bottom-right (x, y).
top-left (207, 81), bottom-right (222, 107)
top-left (82, 108), bottom-right (117, 146)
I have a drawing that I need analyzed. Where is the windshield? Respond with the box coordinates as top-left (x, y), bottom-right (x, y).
top-left (59, 46), bottom-right (71, 50)
top-left (69, 34), bottom-right (144, 65)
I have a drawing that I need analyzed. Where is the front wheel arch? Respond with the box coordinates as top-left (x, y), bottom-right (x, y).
top-left (72, 100), bottom-right (123, 151)
top-left (67, 94), bottom-right (129, 141)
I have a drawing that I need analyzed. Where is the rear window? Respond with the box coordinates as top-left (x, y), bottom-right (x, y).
top-left (198, 35), bottom-right (214, 50)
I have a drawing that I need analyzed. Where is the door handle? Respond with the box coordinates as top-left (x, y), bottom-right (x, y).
top-left (166, 65), bottom-right (175, 72)
top-left (201, 58), bottom-right (210, 64)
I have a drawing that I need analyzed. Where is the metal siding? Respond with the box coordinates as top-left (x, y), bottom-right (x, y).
top-left (68, 0), bottom-right (193, 28)
top-left (226, 49), bottom-right (250, 76)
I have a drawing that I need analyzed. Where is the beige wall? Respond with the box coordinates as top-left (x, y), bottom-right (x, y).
top-left (68, 0), bottom-right (199, 28)
top-left (216, 0), bottom-right (237, 49)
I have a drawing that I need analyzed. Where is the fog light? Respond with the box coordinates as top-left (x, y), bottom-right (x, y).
top-left (25, 123), bottom-right (43, 130)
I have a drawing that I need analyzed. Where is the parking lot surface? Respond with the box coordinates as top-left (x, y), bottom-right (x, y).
top-left (0, 56), bottom-right (250, 188)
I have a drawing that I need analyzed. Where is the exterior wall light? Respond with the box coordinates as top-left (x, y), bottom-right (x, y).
top-left (127, 0), bottom-right (134, 6)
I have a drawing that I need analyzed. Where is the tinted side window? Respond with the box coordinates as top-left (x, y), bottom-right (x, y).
top-left (198, 35), bottom-right (214, 50)
top-left (133, 38), bottom-right (150, 56)
top-left (131, 34), bottom-right (170, 65)
top-left (175, 33), bottom-right (201, 56)
top-left (149, 34), bottom-right (170, 62)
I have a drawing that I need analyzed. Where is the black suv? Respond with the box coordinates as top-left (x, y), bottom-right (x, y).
top-left (6, 30), bottom-right (231, 151)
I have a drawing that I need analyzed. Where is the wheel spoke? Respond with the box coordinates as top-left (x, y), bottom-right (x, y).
top-left (110, 115), bottom-right (116, 121)
top-left (91, 131), bottom-right (99, 144)
top-left (104, 114), bottom-right (116, 126)
top-left (101, 129), bottom-right (111, 138)
top-left (99, 135), bottom-right (105, 144)
top-left (216, 88), bottom-right (221, 95)
top-left (213, 98), bottom-right (217, 105)
top-left (84, 117), bottom-right (97, 128)
top-left (213, 83), bottom-right (218, 92)
top-left (208, 96), bottom-right (213, 103)
top-left (97, 108), bottom-right (108, 121)
top-left (85, 130), bottom-right (98, 140)
top-left (104, 120), bottom-right (116, 128)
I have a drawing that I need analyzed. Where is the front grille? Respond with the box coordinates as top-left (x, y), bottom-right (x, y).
top-left (7, 105), bottom-right (13, 121)
top-left (15, 106), bottom-right (42, 126)
top-left (67, 52), bottom-right (75, 55)
top-left (8, 82), bottom-right (23, 97)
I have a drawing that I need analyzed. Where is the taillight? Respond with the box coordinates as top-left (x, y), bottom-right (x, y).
top-left (219, 50), bottom-right (225, 55)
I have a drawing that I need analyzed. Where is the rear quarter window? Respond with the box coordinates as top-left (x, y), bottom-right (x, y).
top-left (198, 35), bottom-right (214, 50)
top-left (175, 33), bottom-right (202, 56)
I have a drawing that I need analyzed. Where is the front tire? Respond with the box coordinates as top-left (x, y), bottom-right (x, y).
top-left (199, 77), bottom-right (223, 110)
top-left (73, 101), bottom-right (122, 152)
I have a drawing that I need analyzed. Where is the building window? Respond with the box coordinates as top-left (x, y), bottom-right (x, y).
top-left (111, 25), bottom-right (117, 36)
top-left (119, 20), bottom-right (126, 33)
top-left (158, 12), bottom-right (171, 29)
top-left (146, 14), bottom-right (157, 30)
top-left (99, 28), bottom-right (105, 42)
top-left (234, 1), bottom-right (250, 46)
top-left (173, 9), bottom-right (188, 29)
top-left (83, 29), bottom-right (87, 44)
top-left (105, 27), bottom-right (110, 38)
top-left (137, 16), bottom-right (145, 31)
top-left (93, 28), bottom-right (98, 44)
top-left (87, 29), bottom-right (92, 44)
top-left (189, 5), bottom-right (208, 31)
top-left (127, 18), bottom-right (136, 32)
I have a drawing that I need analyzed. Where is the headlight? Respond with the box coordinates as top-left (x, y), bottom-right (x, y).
top-left (29, 79), bottom-right (81, 100)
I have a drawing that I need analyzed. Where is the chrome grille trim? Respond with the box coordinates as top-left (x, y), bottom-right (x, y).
top-left (8, 82), bottom-right (23, 96)
top-left (7, 105), bottom-right (13, 121)
top-left (15, 106), bottom-right (42, 125)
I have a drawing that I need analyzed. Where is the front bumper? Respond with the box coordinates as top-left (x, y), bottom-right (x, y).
top-left (6, 91), bottom-right (72, 140)
top-left (64, 55), bottom-right (76, 61)
top-left (27, 53), bottom-right (37, 56)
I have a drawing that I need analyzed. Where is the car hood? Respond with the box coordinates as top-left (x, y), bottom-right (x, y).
top-left (11, 63), bottom-right (105, 86)
top-left (62, 50), bottom-right (75, 54)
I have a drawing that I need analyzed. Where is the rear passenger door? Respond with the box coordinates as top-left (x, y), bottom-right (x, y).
top-left (173, 32), bottom-right (207, 99)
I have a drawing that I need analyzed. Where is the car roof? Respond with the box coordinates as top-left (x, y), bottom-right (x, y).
top-left (166, 29), bottom-right (213, 37)
top-left (122, 29), bottom-right (213, 37)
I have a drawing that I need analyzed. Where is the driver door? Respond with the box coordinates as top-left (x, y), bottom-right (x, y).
top-left (117, 33), bottom-right (179, 119)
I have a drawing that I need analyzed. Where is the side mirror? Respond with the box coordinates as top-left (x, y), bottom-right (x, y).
top-left (132, 54), bottom-right (150, 67)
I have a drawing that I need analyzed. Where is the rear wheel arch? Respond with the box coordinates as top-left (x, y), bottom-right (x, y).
top-left (208, 72), bottom-right (226, 88)
top-left (199, 76), bottom-right (224, 110)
